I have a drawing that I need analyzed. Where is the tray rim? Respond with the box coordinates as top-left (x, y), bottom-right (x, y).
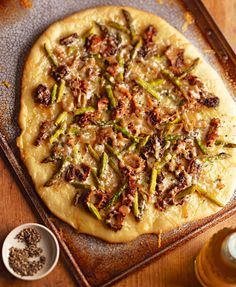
top-left (1, 0), bottom-right (236, 286)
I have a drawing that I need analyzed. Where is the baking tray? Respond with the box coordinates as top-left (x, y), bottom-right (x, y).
top-left (0, 0), bottom-right (236, 286)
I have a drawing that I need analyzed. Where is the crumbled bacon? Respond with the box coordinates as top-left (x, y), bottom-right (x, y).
top-left (206, 118), bottom-right (220, 147)
top-left (96, 127), bottom-right (113, 144)
top-left (34, 84), bottom-right (51, 106)
top-left (51, 65), bottom-right (69, 82)
top-left (34, 120), bottom-right (52, 146)
top-left (148, 108), bottom-right (160, 126)
top-left (97, 97), bottom-right (109, 113)
top-left (111, 99), bottom-right (126, 119)
top-left (187, 159), bottom-right (202, 180)
top-left (200, 95), bottom-right (220, 108)
top-left (187, 74), bottom-right (204, 88)
top-left (68, 78), bottom-right (88, 98)
top-left (165, 45), bottom-right (185, 68)
top-left (60, 33), bottom-right (79, 46)
top-left (65, 163), bottom-right (90, 182)
top-left (106, 210), bottom-right (125, 231)
top-left (84, 188), bottom-right (108, 210)
top-left (74, 113), bottom-right (93, 128)
top-left (143, 25), bottom-right (157, 43)
top-left (85, 35), bottom-right (103, 54)
top-left (107, 62), bottom-right (119, 78)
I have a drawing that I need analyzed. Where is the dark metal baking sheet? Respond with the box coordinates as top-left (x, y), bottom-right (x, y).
top-left (0, 1), bottom-right (236, 286)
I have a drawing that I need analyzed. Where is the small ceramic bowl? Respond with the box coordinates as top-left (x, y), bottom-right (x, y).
top-left (2, 223), bottom-right (60, 280)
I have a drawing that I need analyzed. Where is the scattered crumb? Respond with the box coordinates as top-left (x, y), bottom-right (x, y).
top-left (1, 81), bottom-right (11, 88)
top-left (19, 0), bottom-right (32, 9)
top-left (182, 11), bottom-right (195, 32)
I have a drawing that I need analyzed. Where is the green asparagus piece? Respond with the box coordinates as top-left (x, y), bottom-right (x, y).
top-left (51, 84), bottom-right (58, 104)
top-left (56, 79), bottom-right (65, 103)
top-left (122, 9), bottom-right (136, 40)
top-left (139, 135), bottom-right (150, 149)
top-left (128, 142), bottom-right (137, 152)
top-left (133, 190), bottom-right (139, 218)
top-left (44, 43), bottom-right (58, 66)
top-left (178, 58), bottom-right (200, 80)
top-left (175, 185), bottom-right (195, 201)
top-left (109, 158), bottom-right (122, 176)
top-left (104, 143), bottom-right (121, 160)
top-left (118, 54), bottom-right (125, 81)
top-left (91, 168), bottom-right (104, 190)
top-left (130, 38), bottom-right (143, 60)
top-left (49, 124), bottom-right (66, 145)
top-left (114, 124), bottom-right (139, 142)
top-left (95, 22), bottom-right (109, 36)
top-left (203, 152), bottom-right (231, 162)
top-left (74, 106), bottom-right (95, 116)
top-left (44, 159), bottom-right (69, 186)
top-left (165, 134), bottom-right (183, 142)
top-left (196, 137), bottom-right (208, 155)
top-left (149, 79), bottom-right (165, 86)
top-left (150, 168), bottom-right (158, 195)
top-left (55, 111), bottom-right (68, 126)
top-left (104, 72), bottom-right (115, 84)
top-left (82, 26), bottom-right (95, 40)
top-left (195, 185), bottom-right (224, 207)
top-left (135, 78), bottom-right (160, 100)
top-left (87, 202), bottom-right (102, 220)
top-left (88, 144), bottom-right (100, 162)
top-left (71, 182), bottom-right (92, 190)
top-left (99, 152), bottom-right (108, 179)
top-left (105, 85), bottom-right (116, 108)
top-left (150, 154), bottom-right (172, 194)
top-left (107, 21), bottom-right (129, 33)
top-left (161, 69), bottom-right (181, 87)
top-left (215, 140), bottom-right (236, 148)
top-left (106, 181), bottom-right (128, 209)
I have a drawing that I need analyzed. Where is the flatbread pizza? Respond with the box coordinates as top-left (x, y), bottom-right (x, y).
top-left (17, 6), bottom-right (236, 242)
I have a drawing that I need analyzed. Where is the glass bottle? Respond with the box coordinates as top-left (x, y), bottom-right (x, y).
top-left (195, 228), bottom-right (236, 287)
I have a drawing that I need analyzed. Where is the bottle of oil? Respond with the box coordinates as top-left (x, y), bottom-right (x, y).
top-left (195, 228), bottom-right (236, 287)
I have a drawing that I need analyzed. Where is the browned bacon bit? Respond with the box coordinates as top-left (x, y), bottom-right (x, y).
top-left (165, 45), bottom-right (185, 68)
top-left (74, 113), bottom-right (93, 127)
top-left (84, 188), bottom-right (108, 210)
top-left (65, 163), bottom-right (90, 182)
top-left (96, 127), bottom-right (113, 144)
top-left (34, 120), bottom-right (52, 146)
top-left (97, 97), bottom-right (109, 113)
top-left (175, 165), bottom-right (192, 186)
top-left (102, 34), bottom-right (121, 57)
top-left (187, 74), bottom-right (204, 88)
top-left (206, 118), bottom-right (220, 147)
top-left (85, 35), bottom-right (103, 54)
top-left (60, 33), bottom-right (79, 46)
top-left (148, 108), bottom-right (160, 126)
top-left (65, 164), bottom-right (79, 182)
top-left (111, 100), bottom-right (125, 119)
top-left (143, 25), bottom-right (157, 43)
top-left (51, 65), bottom-right (69, 82)
top-left (122, 154), bottom-right (145, 174)
top-left (200, 94), bottom-right (220, 108)
top-left (155, 197), bottom-right (167, 211)
top-left (79, 163), bottom-right (91, 181)
top-left (69, 78), bottom-right (88, 98)
top-left (107, 62), bottom-right (119, 77)
top-left (106, 210), bottom-right (125, 231)
top-left (34, 84), bottom-right (51, 106)
top-left (187, 159), bottom-right (202, 180)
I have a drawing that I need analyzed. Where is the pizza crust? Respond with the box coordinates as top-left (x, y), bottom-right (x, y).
top-left (17, 6), bottom-right (236, 242)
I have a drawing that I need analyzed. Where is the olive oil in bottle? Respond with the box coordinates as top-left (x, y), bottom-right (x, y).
top-left (195, 228), bottom-right (236, 287)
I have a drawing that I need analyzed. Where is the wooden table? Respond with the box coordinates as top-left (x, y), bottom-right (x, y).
top-left (0, 1), bottom-right (236, 286)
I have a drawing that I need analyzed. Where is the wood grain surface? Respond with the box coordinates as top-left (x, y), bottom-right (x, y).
top-left (0, 1), bottom-right (236, 286)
